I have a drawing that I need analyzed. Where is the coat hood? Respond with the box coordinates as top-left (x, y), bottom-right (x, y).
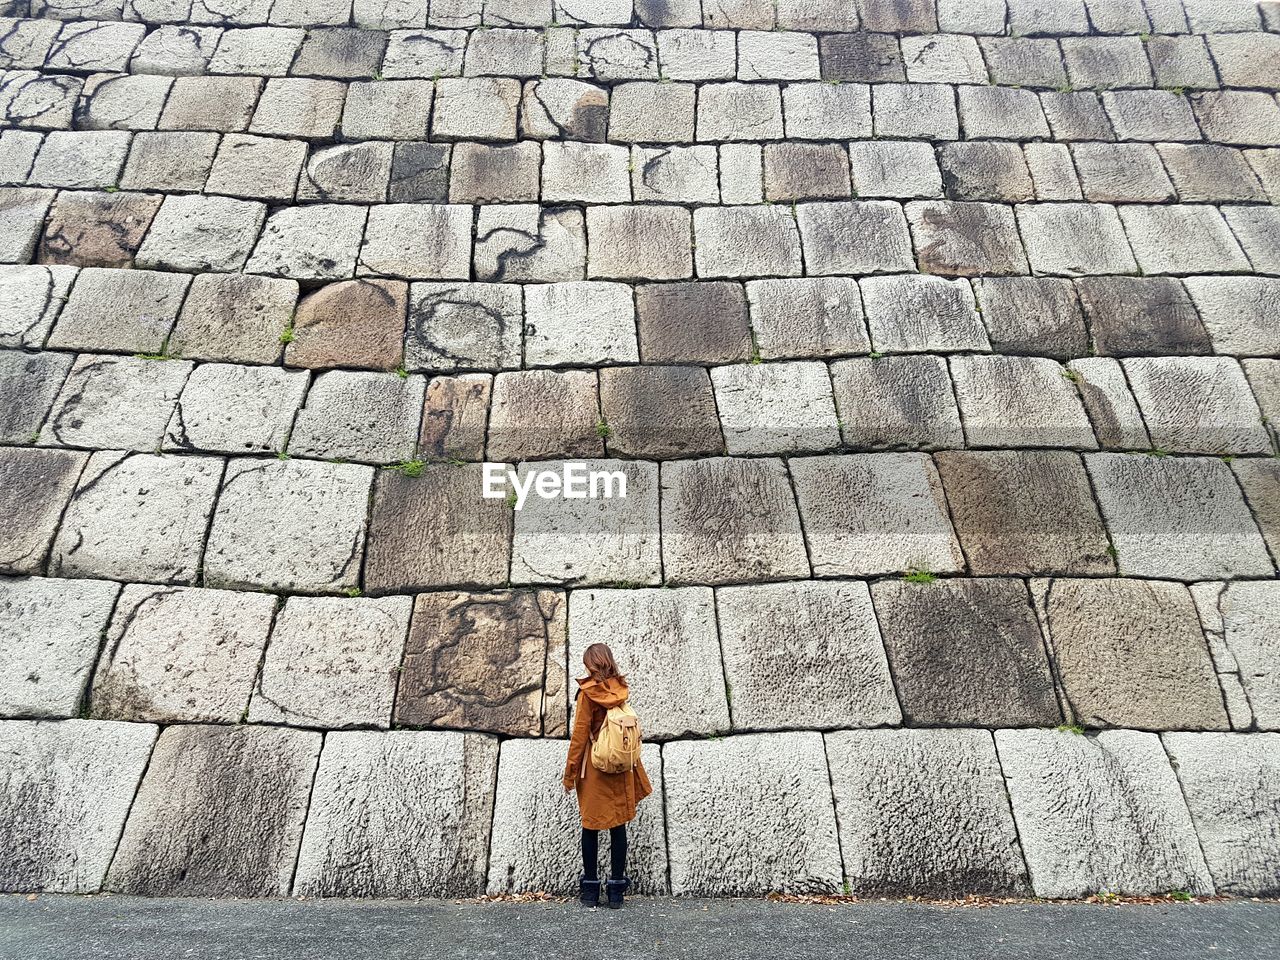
top-left (577, 675), bottom-right (629, 709)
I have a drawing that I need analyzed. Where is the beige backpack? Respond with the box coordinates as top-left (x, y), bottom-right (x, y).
top-left (590, 701), bottom-right (643, 774)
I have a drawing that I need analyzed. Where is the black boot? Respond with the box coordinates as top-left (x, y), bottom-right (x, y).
top-left (579, 878), bottom-right (601, 907)
top-left (606, 877), bottom-right (629, 909)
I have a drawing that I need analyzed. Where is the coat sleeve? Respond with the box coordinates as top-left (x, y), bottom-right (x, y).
top-left (563, 691), bottom-right (590, 789)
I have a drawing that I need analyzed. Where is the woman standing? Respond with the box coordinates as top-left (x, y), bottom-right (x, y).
top-left (562, 643), bottom-right (652, 909)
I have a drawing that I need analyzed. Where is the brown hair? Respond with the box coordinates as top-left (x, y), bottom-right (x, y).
top-left (582, 643), bottom-right (625, 684)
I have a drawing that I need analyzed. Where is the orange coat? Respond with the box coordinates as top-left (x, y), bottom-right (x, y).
top-left (562, 676), bottom-right (652, 830)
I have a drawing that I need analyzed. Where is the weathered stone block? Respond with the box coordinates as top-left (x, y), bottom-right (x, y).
top-left (873, 578), bottom-right (1060, 727)
top-left (206, 133), bottom-right (307, 201)
top-left (0, 447), bottom-right (86, 576)
top-left (631, 145), bottom-right (719, 204)
top-left (252, 596), bottom-right (411, 730)
top-left (1039, 578), bottom-right (1228, 731)
top-left (364, 463), bottom-right (512, 592)
top-left (359, 203), bottom-right (472, 280)
top-left (518, 78), bottom-right (608, 141)
top-left (170, 274), bottom-right (298, 365)
top-left (657, 27), bottom-right (735, 80)
top-left (1016, 203), bottom-right (1137, 277)
top-left (48, 267), bottom-right (189, 354)
top-left (951, 356), bottom-right (1097, 449)
top-left (135, 194), bottom-right (266, 273)
top-left (159, 75), bottom-right (262, 132)
top-left (39, 190), bottom-right (161, 268)
top-left (395, 590), bottom-right (563, 735)
top-left (432, 77), bottom-right (520, 140)
top-left (0, 576), bottom-right (118, 719)
top-left (635, 281), bottom-right (751, 364)
top-left (763, 142), bottom-right (851, 202)
top-left (664, 733), bottom-right (842, 895)
top-left (746, 277), bottom-right (867, 360)
top-left (792, 454), bottom-right (963, 578)
top-left (487, 369), bottom-right (602, 461)
top-left (298, 142), bottom-right (394, 203)
top-left (796, 200), bottom-right (913, 276)
top-left (1215, 582), bottom-right (1280, 730)
top-left (106, 724), bottom-right (321, 897)
top-left (938, 142), bottom-right (1034, 203)
top-left (718, 580), bottom-right (899, 731)
top-left (295, 731), bottom-right (498, 898)
top-left (695, 81), bottom-right (783, 141)
top-left (936, 451), bottom-right (1113, 576)
top-left (902, 34), bottom-right (985, 84)
top-left (0, 351), bottom-right (69, 445)
top-left (249, 78), bottom-right (345, 139)
top-left (0, 264), bottom-right (76, 348)
top-left (390, 141), bottom-right (450, 202)
top-left (660, 457), bottom-right (809, 585)
top-left (1085, 453), bottom-right (1272, 580)
top-left (589, 204), bottom-right (692, 280)
top-left (474, 205), bottom-right (585, 282)
top-left (342, 79), bottom-right (432, 140)
top-left (830, 356), bottom-right (963, 451)
top-left (711, 360), bottom-right (839, 455)
top-left (569, 588), bottom-right (728, 738)
top-left (405, 281), bottom-right (520, 373)
top-left (40, 355), bottom-right (190, 452)
top-left (92, 585), bottom-right (276, 724)
top-left (1124, 358), bottom-right (1269, 455)
top-left (907, 200), bottom-right (1028, 277)
top-left (849, 140), bottom-right (941, 199)
top-left (1183, 278), bottom-right (1280, 357)
top-left (958, 86), bottom-right (1050, 140)
top-left (207, 26), bottom-right (306, 77)
top-left (289, 370), bottom-right (426, 465)
top-left (204, 459), bottom-right (374, 594)
top-left (287, 279), bottom-right (405, 372)
top-left (0, 719), bottom-right (156, 893)
top-left (818, 32), bottom-right (903, 82)
top-left (382, 28), bottom-right (466, 78)
top-left (487, 738), bottom-right (666, 894)
top-left (599, 366), bottom-right (724, 460)
top-left (524, 281), bottom-right (637, 367)
top-left (972, 278), bottom-right (1088, 359)
top-left (861, 274), bottom-right (988, 353)
top-left (511, 460), bottom-right (660, 587)
top-left (1068, 358), bottom-right (1151, 451)
top-left (50, 452), bottom-right (221, 585)
top-left (1118, 205), bottom-right (1250, 275)
top-left (1163, 733), bottom-right (1280, 896)
top-left (828, 729), bottom-right (1029, 896)
top-left (1075, 277), bottom-right (1210, 357)
top-left (448, 141), bottom-right (539, 203)
top-left (781, 81), bottom-right (872, 140)
top-left (246, 203), bottom-right (367, 281)
top-left (418, 373), bottom-right (491, 461)
top-left (996, 729), bottom-right (1214, 898)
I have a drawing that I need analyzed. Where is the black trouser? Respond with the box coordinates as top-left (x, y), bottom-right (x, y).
top-left (582, 825), bottom-right (627, 881)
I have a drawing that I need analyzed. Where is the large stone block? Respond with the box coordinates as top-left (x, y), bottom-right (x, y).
top-left (598, 366), bottom-right (724, 459)
top-left (246, 203), bottom-right (367, 281)
top-left (92, 585), bottom-right (277, 725)
top-left (0, 265), bottom-right (76, 349)
top-left (524, 281), bottom-right (638, 367)
top-left (1016, 203), bottom-right (1137, 277)
top-left (405, 281), bottom-right (522, 372)
top-left (38, 190), bottom-right (161, 268)
top-left (395, 589), bottom-right (565, 736)
top-left (710, 360), bottom-right (840, 455)
top-left (295, 731), bottom-right (497, 898)
top-left (48, 267), bottom-right (190, 354)
top-left (972, 277), bottom-right (1088, 360)
top-left (1085, 453), bottom-right (1272, 580)
top-left (170, 274), bottom-right (298, 365)
top-left (204, 459), bottom-right (374, 594)
top-left (510, 460), bottom-right (660, 587)
top-left (40, 354), bottom-right (191, 452)
top-left (860, 274), bottom-right (988, 353)
top-left (872, 579), bottom-right (1061, 727)
top-left (1163, 733), bottom-right (1280, 896)
top-left (0, 576), bottom-right (119, 719)
top-left (50, 452), bottom-right (222, 585)
top-left (828, 729), bottom-right (1029, 896)
top-left (0, 719), bottom-right (157, 893)
top-left (664, 733), bottom-right (843, 895)
top-left (164, 363), bottom-right (307, 456)
top-left (745, 277), bottom-right (869, 360)
top-left (635, 281), bottom-right (751, 364)
top-left (1075, 276), bottom-right (1211, 357)
top-left (487, 738), bottom-right (666, 894)
top-left (830, 356), bottom-right (963, 451)
top-left (289, 370), bottom-right (426, 465)
top-left (693, 205), bottom-right (799, 279)
top-left (660, 457), bottom-right (809, 585)
top-left (717, 580), bottom-right (899, 731)
top-left (474, 205), bottom-right (585, 282)
top-left (796, 200), bottom-right (914, 275)
top-left (1215, 582), bottom-right (1280, 730)
top-left (0, 447), bottom-right (85, 576)
top-left (1123, 358), bottom-right (1270, 455)
top-left (569, 588), bottom-right (728, 739)
top-left (0, 351), bottom-right (71, 446)
top-left (1036, 578), bottom-right (1227, 731)
top-left (106, 724), bottom-right (321, 897)
top-left (950, 356), bottom-right (1097, 449)
top-left (936, 451), bottom-right (1113, 576)
top-left (907, 200), bottom-right (1028, 277)
top-left (791, 454), bottom-right (963, 578)
top-left (995, 729), bottom-right (1214, 898)
top-left (250, 596), bottom-right (412, 730)
top-left (364, 463), bottom-right (512, 592)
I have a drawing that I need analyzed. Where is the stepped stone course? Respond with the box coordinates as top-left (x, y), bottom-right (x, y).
top-left (3, 0), bottom-right (1280, 903)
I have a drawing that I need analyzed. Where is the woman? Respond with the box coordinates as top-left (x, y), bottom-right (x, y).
top-left (562, 642), bottom-right (652, 909)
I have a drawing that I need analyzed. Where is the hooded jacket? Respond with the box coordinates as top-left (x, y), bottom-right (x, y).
top-left (562, 675), bottom-right (653, 830)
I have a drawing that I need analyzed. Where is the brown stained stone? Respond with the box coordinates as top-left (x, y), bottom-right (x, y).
top-left (364, 463), bottom-right (513, 594)
top-left (418, 374), bottom-right (492, 461)
top-left (487, 369), bottom-right (603, 463)
top-left (906, 200), bottom-right (1029, 277)
top-left (0, 446), bottom-right (87, 576)
top-left (1075, 277), bottom-right (1212, 357)
top-left (599, 365), bottom-right (725, 459)
top-left (635, 281), bottom-right (751, 364)
top-left (935, 450), bottom-right (1114, 577)
top-left (286, 279), bottom-right (407, 372)
top-left (871, 578), bottom-right (1061, 728)
top-left (1039, 578), bottom-right (1229, 731)
top-left (395, 589), bottom-right (566, 736)
top-left (37, 190), bottom-right (162, 268)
